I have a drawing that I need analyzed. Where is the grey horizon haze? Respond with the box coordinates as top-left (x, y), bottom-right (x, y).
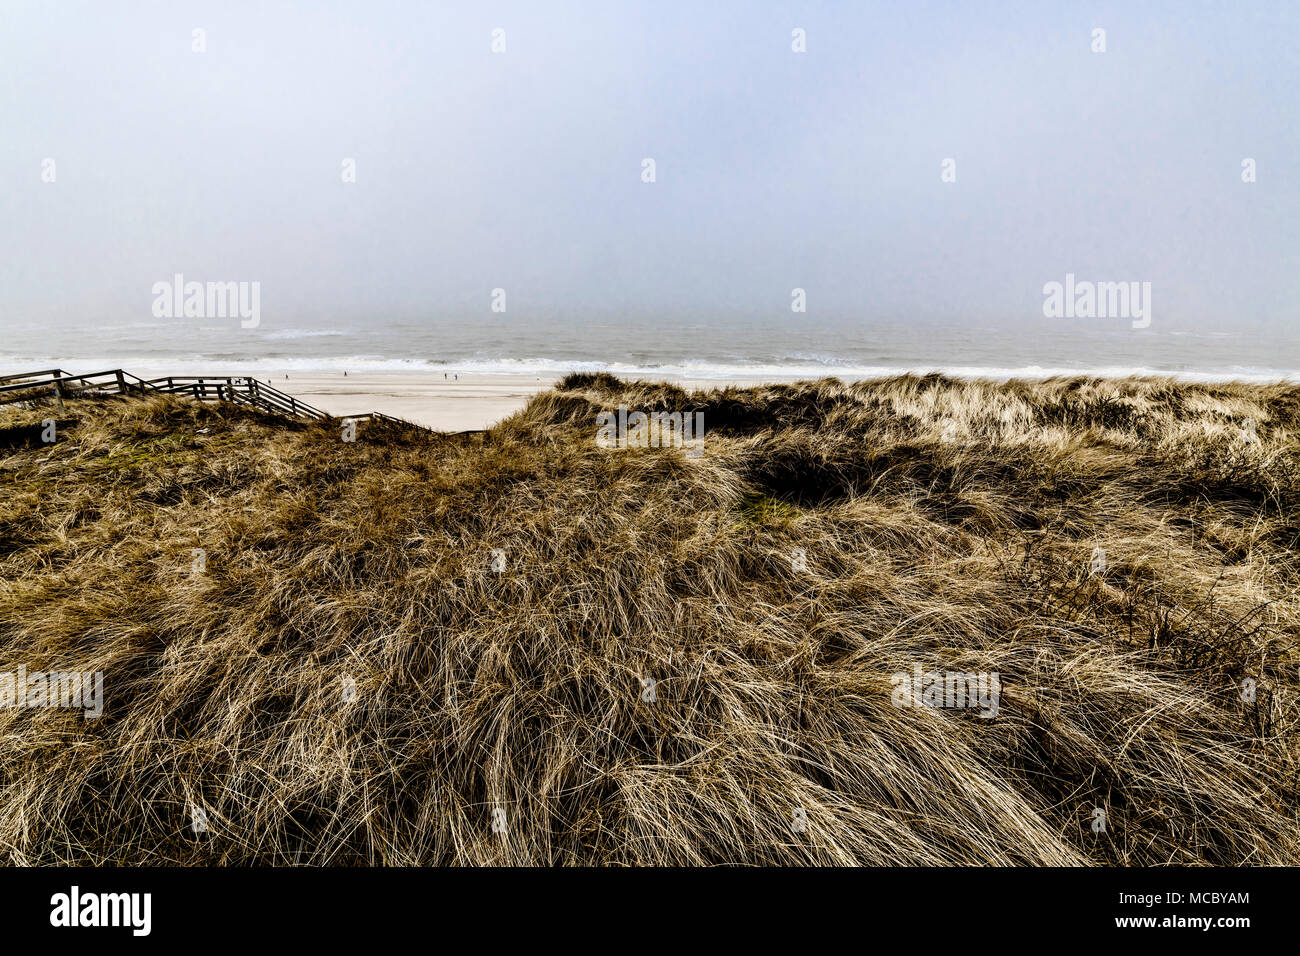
top-left (1, 0), bottom-right (1297, 368)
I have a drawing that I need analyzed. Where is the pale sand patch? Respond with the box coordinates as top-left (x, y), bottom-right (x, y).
top-left (273, 372), bottom-right (551, 431)
top-left (270, 370), bottom-right (789, 431)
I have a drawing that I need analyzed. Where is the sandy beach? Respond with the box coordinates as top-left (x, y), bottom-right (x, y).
top-left (269, 370), bottom-right (790, 431)
top-left (274, 371), bottom-right (552, 431)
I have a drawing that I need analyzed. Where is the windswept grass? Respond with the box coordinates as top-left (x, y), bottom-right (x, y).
top-left (1, 373), bottom-right (1298, 865)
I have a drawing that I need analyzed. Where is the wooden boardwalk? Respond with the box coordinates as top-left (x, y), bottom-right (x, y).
top-left (0, 368), bottom-right (445, 434)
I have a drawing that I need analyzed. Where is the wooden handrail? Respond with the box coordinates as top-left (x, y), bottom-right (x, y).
top-left (0, 371), bottom-right (132, 396)
top-left (0, 368), bottom-right (68, 385)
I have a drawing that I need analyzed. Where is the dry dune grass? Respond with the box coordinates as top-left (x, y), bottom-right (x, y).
top-left (1, 373), bottom-right (1298, 865)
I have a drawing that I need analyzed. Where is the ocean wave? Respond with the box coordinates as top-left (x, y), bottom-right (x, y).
top-left (259, 329), bottom-right (350, 340)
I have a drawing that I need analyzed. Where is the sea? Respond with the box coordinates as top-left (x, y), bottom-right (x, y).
top-left (1, 313), bottom-right (1297, 383)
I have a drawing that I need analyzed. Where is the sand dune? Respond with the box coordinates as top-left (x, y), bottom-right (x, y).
top-left (2, 373), bottom-right (1297, 864)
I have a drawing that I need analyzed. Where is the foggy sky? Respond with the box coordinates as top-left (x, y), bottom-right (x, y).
top-left (2, 0), bottom-right (1297, 334)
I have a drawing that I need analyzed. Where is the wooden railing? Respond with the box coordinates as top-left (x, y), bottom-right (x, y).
top-left (0, 368), bottom-right (445, 434)
top-left (144, 375), bottom-right (331, 420)
top-left (0, 368), bottom-right (152, 398)
top-left (340, 411), bottom-right (431, 430)
top-left (0, 369), bottom-right (70, 385)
